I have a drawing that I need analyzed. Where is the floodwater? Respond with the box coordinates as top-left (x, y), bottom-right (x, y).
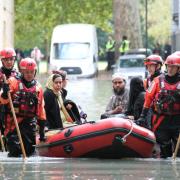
top-left (0, 77), bottom-right (180, 180)
top-left (66, 77), bottom-right (112, 121)
top-left (0, 154), bottom-right (179, 179)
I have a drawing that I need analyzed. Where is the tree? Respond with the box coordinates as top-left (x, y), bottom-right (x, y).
top-left (14, 0), bottom-right (112, 57)
top-left (15, 0), bottom-right (171, 59)
top-left (139, 0), bottom-right (171, 49)
top-left (113, 0), bottom-right (142, 59)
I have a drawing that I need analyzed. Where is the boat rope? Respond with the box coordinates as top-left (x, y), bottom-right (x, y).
top-left (121, 119), bottom-right (134, 143)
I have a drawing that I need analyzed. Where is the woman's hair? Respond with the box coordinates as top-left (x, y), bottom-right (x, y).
top-left (52, 70), bottom-right (67, 80)
top-left (52, 74), bottom-right (62, 82)
top-left (126, 77), bottom-right (145, 113)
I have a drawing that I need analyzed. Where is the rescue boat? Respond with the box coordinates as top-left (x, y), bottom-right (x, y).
top-left (36, 117), bottom-right (156, 158)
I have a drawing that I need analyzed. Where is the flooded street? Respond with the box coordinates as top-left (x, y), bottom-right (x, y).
top-left (37, 69), bottom-right (113, 121)
top-left (0, 73), bottom-right (180, 179)
top-left (0, 154), bottom-right (179, 179)
top-left (65, 77), bottom-right (112, 121)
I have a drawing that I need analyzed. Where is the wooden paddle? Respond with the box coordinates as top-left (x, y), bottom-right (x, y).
top-left (0, 131), bottom-right (5, 152)
top-left (172, 133), bottom-right (180, 160)
top-left (3, 75), bottom-right (26, 159)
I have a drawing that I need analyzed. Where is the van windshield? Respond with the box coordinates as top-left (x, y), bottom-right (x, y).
top-left (53, 42), bottom-right (90, 59)
top-left (120, 58), bottom-right (144, 68)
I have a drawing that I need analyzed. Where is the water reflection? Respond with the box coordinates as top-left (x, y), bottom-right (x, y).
top-left (0, 155), bottom-right (180, 179)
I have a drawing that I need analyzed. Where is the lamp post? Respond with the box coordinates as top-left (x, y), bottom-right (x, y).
top-left (145, 0), bottom-right (148, 57)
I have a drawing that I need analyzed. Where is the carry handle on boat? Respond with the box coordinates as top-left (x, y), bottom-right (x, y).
top-left (115, 119), bottom-right (134, 143)
top-left (3, 75), bottom-right (27, 159)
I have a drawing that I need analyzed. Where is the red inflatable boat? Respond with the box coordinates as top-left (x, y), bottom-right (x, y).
top-left (36, 118), bottom-right (156, 158)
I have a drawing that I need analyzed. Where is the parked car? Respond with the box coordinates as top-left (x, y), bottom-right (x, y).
top-left (114, 54), bottom-right (147, 83)
top-left (125, 48), bottom-right (152, 57)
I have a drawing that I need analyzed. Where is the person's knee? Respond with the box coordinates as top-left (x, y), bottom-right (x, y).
top-left (7, 133), bottom-right (21, 157)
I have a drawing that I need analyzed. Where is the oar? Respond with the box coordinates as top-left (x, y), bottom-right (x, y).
top-left (3, 75), bottom-right (26, 159)
top-left (172, 133), bottom-right (180, 160)
top-left (0, 131), bottom-right (5, 152)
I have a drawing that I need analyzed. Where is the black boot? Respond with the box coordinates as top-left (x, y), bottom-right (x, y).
top-left (160, 143), bottom-right (172, 158)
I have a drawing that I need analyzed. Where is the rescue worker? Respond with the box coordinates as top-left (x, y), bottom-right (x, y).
top-left (0, 58), bottom-right (46, 157)
top-left (142, 54), bottom-right (163, 129)
top-left (137, 54), bottom-right (180, 158)
top-left (144, 54), bottom-right (163, 90)
top-left (106, 36), bottom-right (115, 71)
top-left (100, 73), bottom-right (129, 119)
top-left (119, 35), bottom-right (130, 55)
top-left (0, 48), bottom-right (19, 136)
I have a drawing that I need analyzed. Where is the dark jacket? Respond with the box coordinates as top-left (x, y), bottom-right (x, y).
top-left (61, 88), bottom-right (67, 100)
top-left (133, 92), bottom-right (145, 120)
top-left (44, 88), bottom-right (63, 129)
top-left (125, 77), bottom-right (145, 120)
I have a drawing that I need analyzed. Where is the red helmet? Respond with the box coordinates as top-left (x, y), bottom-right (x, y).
top-left (20, 57), bottom-right (37, 70)
top-left (19, 58), bottom-right (27, 70)
top-left (0, 48), bottom-right (16, 59)
top-left (144, 54), bottom-right (163, 66)
top-left (165, 54), bottom-right (180, 67)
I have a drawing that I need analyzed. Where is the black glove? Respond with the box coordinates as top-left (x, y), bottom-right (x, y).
top-left (1, 83), bottom-right (10, 99)
top-left (38, 120), bottom-right (46, 142)
top-left (80, 111), bottom-right (87, 119)
top-left (136, 108), bottom-right (149, 127)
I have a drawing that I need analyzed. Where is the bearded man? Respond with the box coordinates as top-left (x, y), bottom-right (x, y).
top-left (101, 73), bottom-right (129, 119)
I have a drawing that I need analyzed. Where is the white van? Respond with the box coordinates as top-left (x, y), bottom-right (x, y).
top-left (49, 23), bottom-right (98, 78)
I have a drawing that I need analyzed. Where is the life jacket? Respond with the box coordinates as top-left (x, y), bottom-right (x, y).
top-left (144, 71), bottom-right (162, 90)
top-left (144, 77), bottom-right (152, 90)
top-left (8, 80), bottom-right (38, 118)
top-left (119, 40), bottom-right (130, 53)
top-left (153, 75), bottom-right (180, 115)
top-left (106, 40), bottom-right (115, 52)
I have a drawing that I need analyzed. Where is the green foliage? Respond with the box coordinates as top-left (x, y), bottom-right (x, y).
top-left (15, 0), bottom-right (171, 56)
top-left (139, 0), bottom-right (171, 49)
top-left (14, 0), bottom-right (112, 55)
